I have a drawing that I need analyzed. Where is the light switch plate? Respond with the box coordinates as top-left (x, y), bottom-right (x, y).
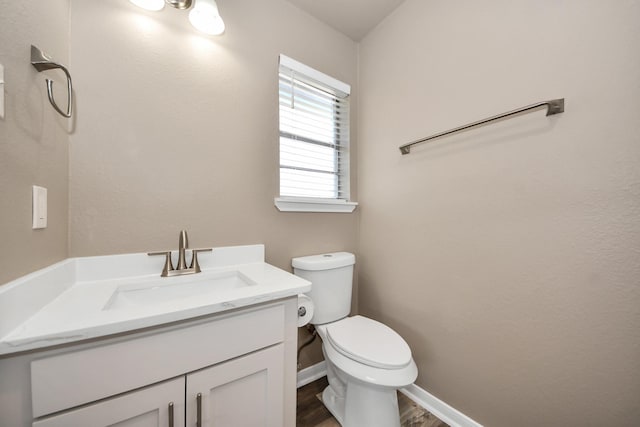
top-left (0, 63), bottom-right (4, 119)
top-left (32, 186), bottom-right (47, 229)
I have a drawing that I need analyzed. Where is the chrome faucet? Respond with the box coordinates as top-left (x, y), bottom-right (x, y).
top-left (148, 230), bottom-right (212, 277)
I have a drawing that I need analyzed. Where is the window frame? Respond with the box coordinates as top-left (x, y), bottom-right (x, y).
top-left (275, 55), bottom-right (357, 213)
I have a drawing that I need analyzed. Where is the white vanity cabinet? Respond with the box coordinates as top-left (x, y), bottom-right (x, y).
top-left (33, 344), bottom-right (284, 427)
top-left (0, 298), bottom-right (297, 427)
top-left (0, 245), bottom-right (310, 427)
top-left (32, 377), bottom-right (185, 427)
top-left (186, 344), bottom-right (284, 427)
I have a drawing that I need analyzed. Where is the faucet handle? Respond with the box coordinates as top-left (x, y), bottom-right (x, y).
top-left (148, 251), bottom-right (174, 277)
top-left (190, 248), bottom-right (213, 273)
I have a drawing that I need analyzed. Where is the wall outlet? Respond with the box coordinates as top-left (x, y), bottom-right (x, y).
top-left (32, 186), bottom-right (47, 229)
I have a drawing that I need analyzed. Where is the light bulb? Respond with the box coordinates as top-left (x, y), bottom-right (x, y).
top-left (129, 0), bottom-right (165, 11)
top-left (189, 0), bottom-right (225, 35)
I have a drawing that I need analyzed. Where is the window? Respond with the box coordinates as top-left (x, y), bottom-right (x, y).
top-left (275, 55), bottom-right (357, 213)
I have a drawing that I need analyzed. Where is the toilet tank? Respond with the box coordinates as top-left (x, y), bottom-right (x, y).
top-left (292, 252), bottom-right (355, 325)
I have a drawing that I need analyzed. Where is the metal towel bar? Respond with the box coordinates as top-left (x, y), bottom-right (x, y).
top-left (399, 98), bottom-right (565, 155)
top-left (30, 45), bottom-right (73, 118)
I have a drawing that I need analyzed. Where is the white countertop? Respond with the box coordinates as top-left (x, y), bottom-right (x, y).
top-left (0, 245), bottom-right (310, 356)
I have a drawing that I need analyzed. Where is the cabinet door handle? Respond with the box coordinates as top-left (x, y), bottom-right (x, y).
top-left (196, 393), bottom-right (202, 427)
top-left (168, 402), bottom-right (174, 427)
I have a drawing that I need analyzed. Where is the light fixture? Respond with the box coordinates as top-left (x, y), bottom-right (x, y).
top-left (189, 0), bottom-right (225, 35)
top-left (129, 0), bottom-right (225, 36)
top-left (166, 0), bottom-right (192, 9)
top-left (129, 0), bottom-right (165, 11)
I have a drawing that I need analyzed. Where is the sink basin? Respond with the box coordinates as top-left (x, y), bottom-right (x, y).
top-left (104, 270), bottom-right (256, 310)
top-left (0, 244), bottom-right (313, 356)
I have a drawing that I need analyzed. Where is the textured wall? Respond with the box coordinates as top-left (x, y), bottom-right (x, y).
top-left (0, 1), bottom-right (70, 285)
top-left (67, 0), bottom-right (359, 367)
top-left (358, 1), bottom-right (640, 426)
top-left (68, 0), bottom-right (358, 272)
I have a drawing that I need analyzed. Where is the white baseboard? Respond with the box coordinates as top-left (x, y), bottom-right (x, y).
top-left (400, 384), bottom-right (483, 427)
top-left (297, 361), bottom-right (482, 427)
top-left (296, 361), bottom-right (327, 388)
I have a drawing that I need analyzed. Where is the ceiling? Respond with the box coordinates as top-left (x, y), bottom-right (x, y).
top-left (285, 0), bottom-right (405, 41)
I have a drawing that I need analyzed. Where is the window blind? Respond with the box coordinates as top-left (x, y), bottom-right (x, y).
top-left (279, 55), bottom-right (351, 200)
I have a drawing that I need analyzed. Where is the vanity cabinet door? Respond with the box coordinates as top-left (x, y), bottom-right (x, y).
top-left (186, 344), bottom-right (284, 427)
top-left (32, 378), bottom-right (185, 427)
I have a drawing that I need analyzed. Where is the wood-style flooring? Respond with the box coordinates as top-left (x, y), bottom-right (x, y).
top-left (296, 376), bottom-right (449, 427)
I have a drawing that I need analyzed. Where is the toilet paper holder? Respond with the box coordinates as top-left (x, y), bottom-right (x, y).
top-left (296, 294), bottom-right (314, 327)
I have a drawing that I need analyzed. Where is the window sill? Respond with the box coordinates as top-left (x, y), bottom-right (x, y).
top-left (274, 197), bottom-right (358, 213)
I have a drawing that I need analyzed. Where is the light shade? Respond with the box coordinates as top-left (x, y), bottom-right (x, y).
top-left (129, 0), bottom-right (165, 11)
top-left (189, 0), bottom-right (225, 35)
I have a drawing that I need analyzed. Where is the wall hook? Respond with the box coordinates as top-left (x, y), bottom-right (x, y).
top-left (30, 45), bottom-right (73, 118)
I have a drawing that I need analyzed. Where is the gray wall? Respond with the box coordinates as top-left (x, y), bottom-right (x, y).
top-left (68, 0), bottom-right (359, 278)
top-left (1, 0), bottom-right (358, 368)
top-left (3, 1), bottom-right (640, 424)
top-left (67, 0), bottom-right (360, 368)
top-left (357, 1), bottom-right (640, 426)
top-left (0, 1), bottom-right (70, 285)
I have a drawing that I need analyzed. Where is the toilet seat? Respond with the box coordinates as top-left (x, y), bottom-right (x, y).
top-left (322, 335), bottom-right (418, 388)
top-left (326, 315), bottom-right (412, 369)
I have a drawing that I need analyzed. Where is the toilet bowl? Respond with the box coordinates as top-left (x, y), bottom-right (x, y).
top-left (316, 316), bottom-right (418, 427)
top-left (292, 253), bottom-right (418, 427)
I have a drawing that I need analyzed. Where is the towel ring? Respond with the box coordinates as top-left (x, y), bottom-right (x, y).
top-left (30, 45), bottom-right (73, 118)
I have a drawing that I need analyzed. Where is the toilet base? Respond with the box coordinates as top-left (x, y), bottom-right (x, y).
top-left (322, 385), bottom-right (346, 426)
top-left (321, 380), bottom-right (401, 427)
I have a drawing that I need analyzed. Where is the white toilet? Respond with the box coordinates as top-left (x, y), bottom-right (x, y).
top-left (293, 252), bottom-right (418, 427)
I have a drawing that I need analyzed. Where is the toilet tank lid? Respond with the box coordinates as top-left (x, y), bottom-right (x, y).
top-left (292, 252), bottom-right (355, 270)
